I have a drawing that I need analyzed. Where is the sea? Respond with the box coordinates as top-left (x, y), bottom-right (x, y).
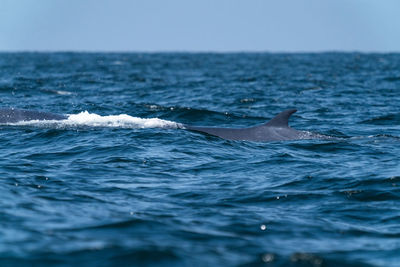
top-left (0, 52), bottom-right (399, 266)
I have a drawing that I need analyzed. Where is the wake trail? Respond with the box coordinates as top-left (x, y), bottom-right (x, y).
top-left (4, 111), bottom-right (184, 129)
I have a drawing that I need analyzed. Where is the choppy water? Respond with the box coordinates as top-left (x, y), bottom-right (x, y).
top-left (0, 52), bottom-right (399, 266)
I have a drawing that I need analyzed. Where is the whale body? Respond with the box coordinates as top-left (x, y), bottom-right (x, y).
top-left (0, 108), bottom-right (322, 142)
top-left (0, 108), bottom-right (67, 123)
top-left (185, 109), bottom-right (320, 142)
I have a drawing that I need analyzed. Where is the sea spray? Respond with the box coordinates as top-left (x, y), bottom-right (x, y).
top-left (5, 111), bottom-right (184, 129)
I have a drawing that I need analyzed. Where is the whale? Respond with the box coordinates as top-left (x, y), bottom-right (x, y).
top-left (185, 109), bottom-right (321, 141)
top-left (0, 108), bottom-right (322, 142)
top-left (0, 108), bottom-right (67, 123)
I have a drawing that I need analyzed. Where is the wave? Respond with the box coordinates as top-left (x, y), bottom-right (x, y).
top-left (6, 111), bottom-right (184, 129)
top-left (361, 113), bottom-right (400, 125)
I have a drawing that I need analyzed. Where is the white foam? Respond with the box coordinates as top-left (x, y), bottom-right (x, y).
top-left (55, 90), bottom-right (73, 95)
top-left (7, 111), bottom-right (184, 129)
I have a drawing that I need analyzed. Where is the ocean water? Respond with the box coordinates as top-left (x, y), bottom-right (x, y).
top-left (0, 52), bottom-right (399, 266)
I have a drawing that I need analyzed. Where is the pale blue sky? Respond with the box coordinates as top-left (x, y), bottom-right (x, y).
top-left (1, 0), bottom-right (399, 52)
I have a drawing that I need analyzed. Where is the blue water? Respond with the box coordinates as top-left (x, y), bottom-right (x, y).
top-left (0, 53), bottom-right (399, 266)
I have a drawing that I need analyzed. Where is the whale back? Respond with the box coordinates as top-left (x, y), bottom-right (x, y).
top-left (0, 109), bottom-right (67, 123)
top-left (185, 109), bottom-right (304, 141)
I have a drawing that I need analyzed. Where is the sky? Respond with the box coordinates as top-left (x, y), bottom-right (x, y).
top-left (0, 0), bottom-right (399, 52)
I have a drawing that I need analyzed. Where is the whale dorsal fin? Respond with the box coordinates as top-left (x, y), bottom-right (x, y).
top-left (264, 109), bottom-right (297, 127)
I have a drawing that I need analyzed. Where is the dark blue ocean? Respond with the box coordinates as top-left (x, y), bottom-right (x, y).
top-left (0, 53), bottom-right (399, 266)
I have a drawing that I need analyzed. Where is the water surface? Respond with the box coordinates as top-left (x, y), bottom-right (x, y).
top-left (0, 53), bottom-right (399, 266)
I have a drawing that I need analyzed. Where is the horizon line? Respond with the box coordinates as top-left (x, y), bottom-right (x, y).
top-left (0, 49), bottom-right (399, 54)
